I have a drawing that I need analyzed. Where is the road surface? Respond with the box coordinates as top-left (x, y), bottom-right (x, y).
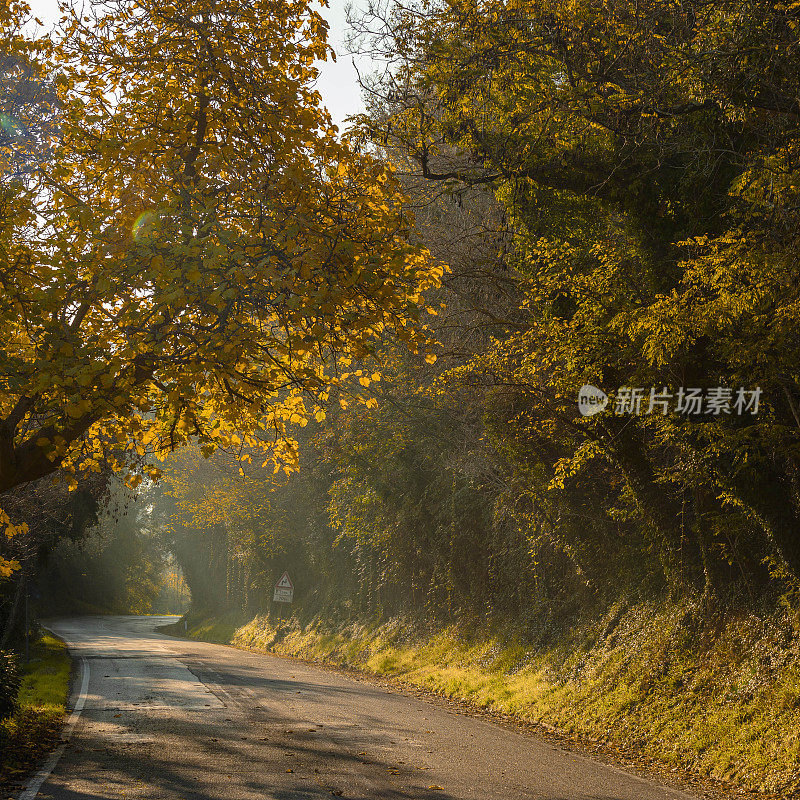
top-left (25, 615), bottom-right (697, 800)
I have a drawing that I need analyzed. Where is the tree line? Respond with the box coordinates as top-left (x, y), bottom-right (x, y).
top-left (4, 0), bottom-right (800, 648)
top-left (147, 0), bottom-right (800, 629)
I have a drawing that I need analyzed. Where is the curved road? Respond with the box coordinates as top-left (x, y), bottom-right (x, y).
top-left (26, 616), bottom-right (697, 800)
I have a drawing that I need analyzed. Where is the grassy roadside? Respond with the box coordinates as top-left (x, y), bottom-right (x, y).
top-left (173, 597), bottom-right (800, 796)
top-left (0, 633), bottom-right (72, 789)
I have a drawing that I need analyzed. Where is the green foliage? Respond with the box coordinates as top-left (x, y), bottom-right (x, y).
top-left (340, 0), bottom-right (800, 601)
top-left (37, 479), bottom-right (164, 616)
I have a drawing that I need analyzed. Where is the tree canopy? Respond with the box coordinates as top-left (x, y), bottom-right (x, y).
top-left (346, 0), bottom-right (800, 591)
top-left (0, 0), bottom-right (439, 494)
top-left (0, 0), bottom-right (441, 576)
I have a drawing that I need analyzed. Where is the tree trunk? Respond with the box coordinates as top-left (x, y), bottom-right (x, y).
top-left (0, 572), bottom-right (25, 648)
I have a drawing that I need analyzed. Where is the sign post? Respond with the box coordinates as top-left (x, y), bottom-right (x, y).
top-left (272, 572), bottom-right (293, 621)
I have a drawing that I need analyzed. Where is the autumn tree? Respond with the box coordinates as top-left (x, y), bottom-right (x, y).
top-left (0, 0), bottom-right (440, 506)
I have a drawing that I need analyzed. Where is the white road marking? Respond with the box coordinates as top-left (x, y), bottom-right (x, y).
top-left (18, 657), bottom-right (90, 800)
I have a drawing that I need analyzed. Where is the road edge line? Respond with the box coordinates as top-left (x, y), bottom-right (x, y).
top-left (18, 656), bottom-right (90, 800)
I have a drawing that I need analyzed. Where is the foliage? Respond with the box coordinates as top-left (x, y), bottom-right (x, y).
top-left (1, 465), bottom-right (112, 641)
top-left (0, 0), bottom-right (439, 533)
top-left (37, 478), bottom-right (163, 616)
top-left (340, 0), bottom-right (800, 599)
top-left (7, 3), bottom-right (800, 790)
top-left (148, 0), bottom-right (800, 639)
top-left (17, 1), bottom-right (800, 791)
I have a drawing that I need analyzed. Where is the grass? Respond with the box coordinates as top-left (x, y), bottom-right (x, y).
top-left (0, 632), bottom-right (72, 789)
top-left (160, 610), bottom-right (242, 644)
top-left (178, 598), bottom-right (800, 796)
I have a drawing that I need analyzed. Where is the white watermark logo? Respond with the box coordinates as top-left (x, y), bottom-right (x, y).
top-left (578, 385), bottom-right (609, 416)
top-left (578, 386), bottom-right (761, 416)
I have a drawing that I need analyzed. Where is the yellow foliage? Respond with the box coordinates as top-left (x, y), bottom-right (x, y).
top-left (0, 0), bottom-right (439, 495)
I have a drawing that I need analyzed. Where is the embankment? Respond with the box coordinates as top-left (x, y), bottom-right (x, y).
top-left (166, 597), bottom-right (800, 795)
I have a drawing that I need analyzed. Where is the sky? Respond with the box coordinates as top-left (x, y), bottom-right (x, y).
top-left (27, 0), bottom-right (368, 130)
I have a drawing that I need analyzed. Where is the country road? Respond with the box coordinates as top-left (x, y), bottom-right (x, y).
top-left (26, 616), bottom-right (697, 800)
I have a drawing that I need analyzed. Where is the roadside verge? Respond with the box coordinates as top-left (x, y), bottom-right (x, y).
top-left (163, 598), bottom-right (800, 798)
top-left (0, 633), bottom-right (72, 792)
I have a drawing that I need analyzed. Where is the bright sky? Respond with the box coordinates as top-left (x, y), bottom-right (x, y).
top-left (27, 0), bottom-right (368, 131)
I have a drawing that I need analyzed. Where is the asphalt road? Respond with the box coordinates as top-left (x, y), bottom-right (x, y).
top-left (26, 615), bottom-right (698, 800)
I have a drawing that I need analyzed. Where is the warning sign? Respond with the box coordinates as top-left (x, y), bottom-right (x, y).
top-left (273, 571), bottom-right (294, 603)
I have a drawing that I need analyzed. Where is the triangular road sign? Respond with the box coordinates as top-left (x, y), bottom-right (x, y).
top-left (275, 571), bottom-right (293, 590)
